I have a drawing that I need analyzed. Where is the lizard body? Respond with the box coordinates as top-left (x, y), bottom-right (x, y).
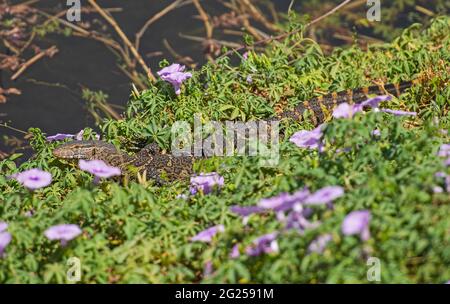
top-left (52, 80), bottom-right (420, 182)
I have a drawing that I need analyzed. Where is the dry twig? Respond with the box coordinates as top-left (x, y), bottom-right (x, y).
top-left (87, 0), bottom-right (156, 82)
top-left (11, 46), bottom-right (58, 81)
top-left (222, 0), bottom-right (353, 57)
top-left (135, 0), bottom-right (185, 52)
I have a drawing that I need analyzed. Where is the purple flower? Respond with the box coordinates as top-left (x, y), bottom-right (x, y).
top-left (203, 260), bottom-right (213, 277)
top-left (371, 129), bottom-right (381, 137)
top-left (157, 63), bottom-right (192, 95)
top-left (438, 144), bottom-right (450, 158)
top-left (190, 172), bottom-right (224, 195)
top-left (79, 160), bottom-right (121, 182)
top-left (258, 188), bottom-right (310, 212)
top-left (289, 125), bottom-right (324, 150)
top-left (191, 225), bottom-right (225, 243)
top-left (246, 75), bottom-right (253, 84)
top-left (230, 205), bottom-right (264, 225)
top-left (258, 192), bottom-right (291, 210)
top-left (308, 234), bottom-right (332, 254)
top-left (381, 109), bottom-right (417, 116)
top-left (12, 168), bottom-right (52, 190)
top-left (158, 63), bottom-right (185, 75)
top-left (75, 129), bottom-right (84, 140)
top-left (435, 172), bottom-right (447, 178)
top-left (361, 95), bottom-right (392, 108)
top-left (46, 133), bottom-right (75, 142)
top-left (332, 102), bottom-right (363, 119)
top-left (230, 205), bottom-right (264, 217)
top-left (304, 186), bottom-right (344, 206)
top-left (285, 210), bottom-right (321, 232)
top-left (230, 244), bottom-right (240, 259)
top-left (44, 224), bottom-right (82, 246)
top-left (342, 210), bottom-right (371, 241)
top-left (433, 186), bottom-right (444, 193)
top-left (242, 52), bottom-right (249, 60)
top-left (245, 233), bottom-right (278, 256)
top-left (0, 222), bottom-right (7, 232)
top-left (0, 232), bottom-right (12, 257)
top-left (445, 158), bottom-right (450, 166)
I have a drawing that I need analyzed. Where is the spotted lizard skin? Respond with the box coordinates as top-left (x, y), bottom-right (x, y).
top-left (53, 141), bottom-right (194, 183)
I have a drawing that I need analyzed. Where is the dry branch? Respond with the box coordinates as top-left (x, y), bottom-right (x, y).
top-left (135, 0), bottom-right (185, 52)
top-left (87, 0), bottom-right (156, 82)
top-left (222, 0), bottom-right (353, 57)
top-left (11, 46), bottom-right (58, 81)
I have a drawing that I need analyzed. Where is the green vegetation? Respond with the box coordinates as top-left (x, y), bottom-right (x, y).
top-left (0, 16), bottom-right (449, 283)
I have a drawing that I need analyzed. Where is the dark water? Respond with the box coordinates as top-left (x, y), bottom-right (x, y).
top-left (0, 0), bottom-right (294, 156)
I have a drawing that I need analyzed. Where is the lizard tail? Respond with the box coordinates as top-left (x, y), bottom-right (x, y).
top-left (279, 80), bottom-right (415, 125)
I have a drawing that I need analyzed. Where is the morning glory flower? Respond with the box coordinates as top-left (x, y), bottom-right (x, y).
top-left (79, 160), bottom-right (121, 183)
top-left (433, 186), bottom-right (444, 193)
top-left (157, 63), bottom-right (192, 95)
top-left (0, 222), bottom-right (7, 232)
top-left (258, 192), bottom-right (291, 210)
top-left (230, 244), bottom-right (240, 259)
top-left (203, 260), bottom-right (213, 277)
top-left (285, 210), bottom-right (321, 232)
top-left (361, 95), bottom-right (392, 108)
top-left (332, 102), bottom-right (363, 119)
top-left (435, 172), bottom-right (447, 178)
top-left (289, 125), bottom-right (324, 150)
top-left (381, 109), bottom-right (417, 116)
top-left (158, 63), bottom-right (185, 75)
top-left (44, 224), bottom-right (82, 246)
top-left (304, 186), bottom-right (344, 206)
top-left (0, 232), bottom-right (12, 257)
top-left (308, 234), bottom-right (332, 254)
top-left (245, 233), bottom-right (279, 256)
top-left (191, 225), bottom-right (225, 243)
top-left (75, 129), bottom-right (84, 140)
top-left (342, 210), bottom-right (371, 241)
top-left (190, 172), bottom-right (224, 195)
top-left (438, 144), bottom-right (450, 157)
top-left (258, 188), bottom-right (310, 212)
top-left (445, 158), bottom-right (450, 166)
top-left (46, 133), bottom-right (75, 142)
top-left (230, 205), bottom-right (264, 225)
top-left (230, 205), bottom-right (264, 217)
top-left (371, 129), bottom-right (381, 137)
top-left (11, 168), bottom-right (52, 190)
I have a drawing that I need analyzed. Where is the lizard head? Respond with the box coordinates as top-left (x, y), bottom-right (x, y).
top-left (52, 140), bottom-right (118, 160)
